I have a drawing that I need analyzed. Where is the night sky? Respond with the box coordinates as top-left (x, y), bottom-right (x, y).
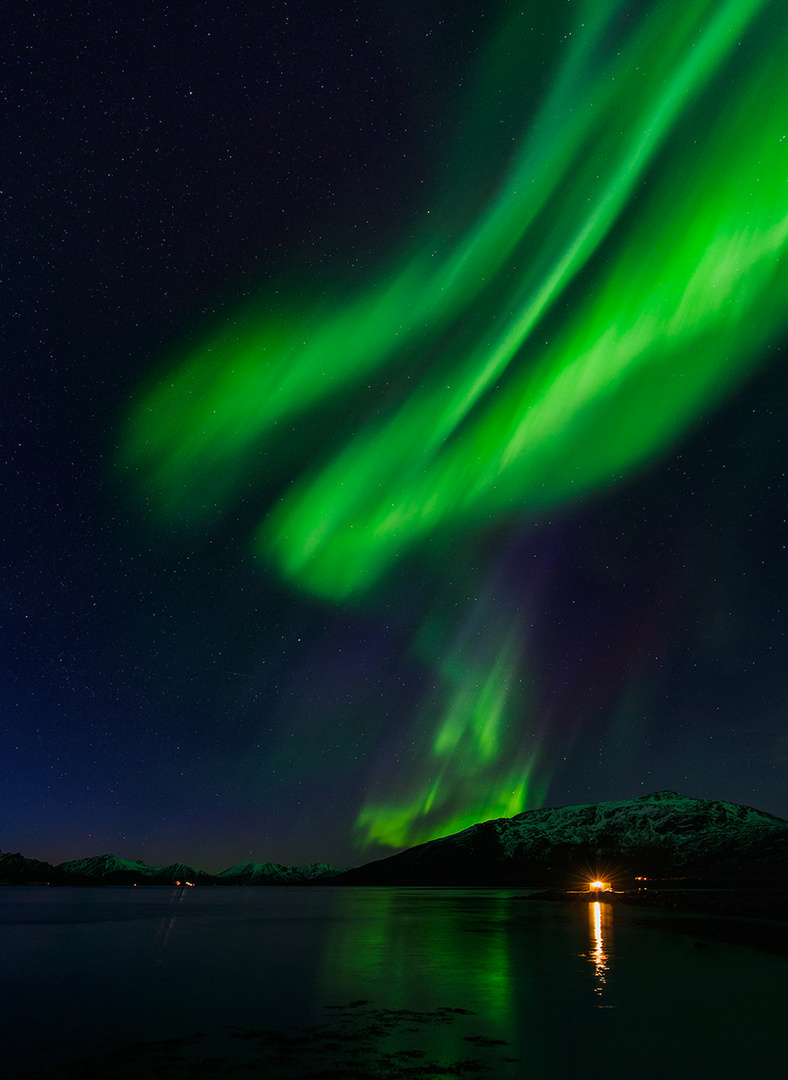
top-left (4, 0), bottom-right (787, 873)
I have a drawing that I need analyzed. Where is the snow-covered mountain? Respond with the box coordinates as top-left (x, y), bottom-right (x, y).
top-left (4, 792), bottom-right (786, 886)
top-left (0, 850), bottom-right (346, 885)
top-left (215, 861), bottom-right (344, 884)
top-left (329, 791), bottom-right (788, 886)
top-left (52, 854), bottom-right (213, 885)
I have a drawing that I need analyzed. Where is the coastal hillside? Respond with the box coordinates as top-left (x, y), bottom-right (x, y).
top-left (329, 791), bottom-right (788, 886)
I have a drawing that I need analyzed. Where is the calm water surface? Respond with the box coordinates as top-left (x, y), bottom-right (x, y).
top-left (1, 886), bottom-right (786, 1078)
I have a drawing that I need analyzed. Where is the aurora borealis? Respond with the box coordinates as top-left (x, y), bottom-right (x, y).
top-left (122, 0), bottom-right (788, 849)
top-left (4, 0), bottom-right (788, 869)
top-left (127, 0), bottom-right (788, 601)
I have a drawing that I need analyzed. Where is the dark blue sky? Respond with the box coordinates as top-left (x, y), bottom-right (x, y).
top-left (3, 0), bottom-right (787, 872)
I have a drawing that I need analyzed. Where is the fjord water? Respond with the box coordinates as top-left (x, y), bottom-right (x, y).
top-left (2, 886), bottom-right (787, 1078)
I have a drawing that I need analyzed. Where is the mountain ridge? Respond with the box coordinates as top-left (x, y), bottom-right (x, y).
top-left (3, 792), bottom-right (787, 886)
top-left (328, 790), bottom-right (788, 886)
top-left (0, 850), bottom-right (345, 886)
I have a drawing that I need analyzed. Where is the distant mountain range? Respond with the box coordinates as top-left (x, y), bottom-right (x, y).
top-left (3, 792), bottom-right (788, 887)
top-left (0, 851), bottom-right (344, 886)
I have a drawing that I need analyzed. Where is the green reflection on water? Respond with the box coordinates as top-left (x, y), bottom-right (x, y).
top-left (318, 889), bottom-right (521, 1061)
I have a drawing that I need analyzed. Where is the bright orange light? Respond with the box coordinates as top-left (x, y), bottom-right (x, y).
top-left (588, 880), bottom-right (610, 892)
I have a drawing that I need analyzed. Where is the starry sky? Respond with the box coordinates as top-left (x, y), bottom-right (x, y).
top-left (4, 0), bottom-right (788, 873)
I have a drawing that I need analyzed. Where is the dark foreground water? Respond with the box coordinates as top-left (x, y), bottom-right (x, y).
top-left (1, 886), bottom-right (786, 1079)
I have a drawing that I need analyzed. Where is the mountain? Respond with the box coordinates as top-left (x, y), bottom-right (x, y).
top-left (52, 854), bottom-right (214, 885)
top-left (4, 792), bottom-right (787, 887)
top-left (327, 791), bottom-right (788, 887)
top-left (0, 850), bottom-right (346, 886)
top-left (214, 861), bottom-right (345, 884)
top-left (0, 851), bottom-right (57, 885)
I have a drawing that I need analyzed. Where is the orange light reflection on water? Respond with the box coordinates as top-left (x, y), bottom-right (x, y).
top-left (588, 900), bottom-right (611, 994)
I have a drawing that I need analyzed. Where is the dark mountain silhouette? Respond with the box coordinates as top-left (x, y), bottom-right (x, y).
top-left (3, 792), bottom-right (786, 887)
top-left (0, 850), bottom-right (344, 886)
top-left (328, 791), bottom-right (788, 886)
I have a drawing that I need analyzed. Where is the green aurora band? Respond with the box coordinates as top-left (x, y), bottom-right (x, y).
top-left (122, 0), bottom-right (788, 849)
